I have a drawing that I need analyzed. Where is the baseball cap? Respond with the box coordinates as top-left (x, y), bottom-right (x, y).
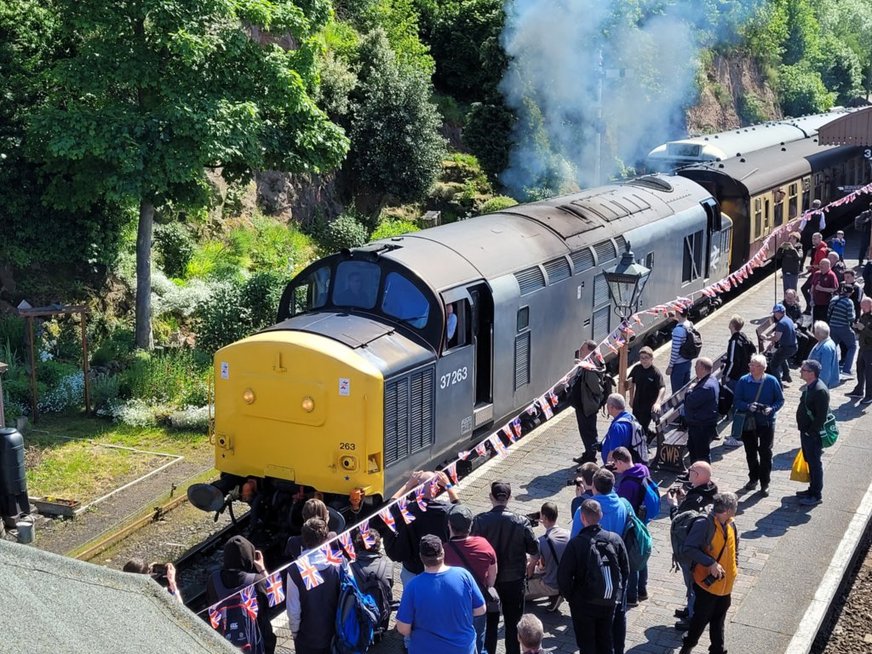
top-left (772, 303), bottom-right (786, 314)
top-left (447, 504), bottom-right (473, 532)
top-left (491, 481), bottom-right (511, 501)
top-left (419, 534), bottom-right (443, 559)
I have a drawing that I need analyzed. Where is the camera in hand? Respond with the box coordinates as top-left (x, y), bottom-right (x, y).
top-left (566, 478), bottom-right (583, 487)
top-left (150, 563), bottom-right (167, 579)
top-left (526, 511), bottom-right (541, 527)
top-left (702, 573), bottom-right (718, 586)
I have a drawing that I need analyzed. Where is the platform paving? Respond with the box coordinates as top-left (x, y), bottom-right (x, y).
top-left (273, 253), bottom-right (872, 653)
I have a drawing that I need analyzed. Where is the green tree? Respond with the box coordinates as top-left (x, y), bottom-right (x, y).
top-left (782, 0), bottom-right (820, 66)
top-left (778, 63), bottom-right (835, 115)
top-left (812, 0), bottom-right (872, 97)
top-left (814, 36), bottom-right (863, 103)
top-left (26, 0), bottom-right (348, 349)
top-left (348, 30), bottom-right (445, 203)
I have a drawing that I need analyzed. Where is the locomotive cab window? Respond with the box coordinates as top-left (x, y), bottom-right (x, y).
top-left (444, 300), bottom-right (470, 350)
top-left (333, 261), bottom-right (380, 309)
top-left (290, 266), bottom-right (330, 315)
top-left (381, 272), bottom-right (430, 329)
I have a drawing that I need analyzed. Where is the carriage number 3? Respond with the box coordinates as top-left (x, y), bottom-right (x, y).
top-left (440, 366), bottom-right (468, 389)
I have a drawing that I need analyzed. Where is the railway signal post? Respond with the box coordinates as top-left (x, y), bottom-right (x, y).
top-left (603, 244), bottom-right (651, 397)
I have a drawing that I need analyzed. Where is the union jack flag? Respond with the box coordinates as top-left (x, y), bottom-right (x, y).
top-left (501, 425), bottom-right (516, 443)
top-left (414, 486), bottom-right (428, 512)
top-left (632, 314), bottom-right (643, 326)
top-left (547, 391), bottom-right (559, 408)
top-left (359, 521), bottom-right (378, 549)
top-left (240, 585), bottom-right (259, 619)
top-left (447, 462), bottom-right (459, 485)
top-left (511, 418), bottom-right (522, 439)
top-left (475, 442), bottom-right (489, 458)
top-left (322, 543), bottom-right (345, 566)
top-left (458, 450), bottom-right (471, 461)
top-left (208, 606), bottom-right (222, 630)
top-left (265, 571), bottom-right (285, 607)
top-left (489, 434), bottom-right (508, 457)
top-left (295, 555), bottom-right (324, 590)
top-left (427, 479), bottom-right (440, 498)
top-left (398, 498), bottom-right (416, 524)
top-left (339, 532), bottom-right (357, 561)
top-left (379, 507), bottom-right (398, 533)
top-left (538, 396), bottom-right (553, 419)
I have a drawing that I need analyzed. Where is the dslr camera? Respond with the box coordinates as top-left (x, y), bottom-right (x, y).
top-left (526, 511), bottom-right (541, 527)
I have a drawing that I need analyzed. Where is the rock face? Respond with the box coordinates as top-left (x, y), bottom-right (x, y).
top-left (687, 52), bottom-right (781, 134)
top-left (255, 170), bottom-right (344, 226)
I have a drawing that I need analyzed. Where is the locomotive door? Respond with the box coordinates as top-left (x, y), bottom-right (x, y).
top-left (469, 283), bottom-right (494, 427)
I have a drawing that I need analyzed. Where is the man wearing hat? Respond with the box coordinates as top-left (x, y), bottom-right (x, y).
top-left (763, 304), bottom-right (797, 385)
top-left (472, 481), bottom-right (540, 654)
top-left (395, 535), bottom-right (487, 654)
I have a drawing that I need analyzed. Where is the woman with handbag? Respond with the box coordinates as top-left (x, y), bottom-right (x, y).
top-left (733, 354), bottom-right (785, 497)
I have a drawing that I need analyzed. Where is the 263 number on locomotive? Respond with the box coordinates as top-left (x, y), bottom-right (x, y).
top-left (440, 366), bottom-right (468, 389)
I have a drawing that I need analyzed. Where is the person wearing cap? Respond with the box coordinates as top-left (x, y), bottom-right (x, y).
top-left (472, 481), bottom-right (540, 654)
top-left (444, 504), bottom-right (498, 654)
top-left (797, 200), bottom-right (825, 270)
top-left (828, 283), bottom-right (857, 379)
top-left (396, 535), bottom-right (487, 654)
top-left (667, 307), bottom-right (695, 393)
top-left (764, 303), bottom-right (797, 385)
top-left (525, 501), bottom-right (570, 611)
top-left (776, 232), bottom-right (803, 292)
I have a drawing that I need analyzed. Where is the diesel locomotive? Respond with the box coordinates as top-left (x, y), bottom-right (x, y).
top-left (195, 136), bottom-right (868, 523)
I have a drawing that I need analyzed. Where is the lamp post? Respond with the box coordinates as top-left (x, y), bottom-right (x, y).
top-left (603, 244), bottom-right (651, 397)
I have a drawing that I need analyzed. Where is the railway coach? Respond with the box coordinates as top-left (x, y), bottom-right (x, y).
top-left (205, 175), bottom-right (732, 511)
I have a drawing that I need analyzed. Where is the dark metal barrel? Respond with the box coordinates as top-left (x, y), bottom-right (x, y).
top-left (0, 428), bottom-right (31, 520)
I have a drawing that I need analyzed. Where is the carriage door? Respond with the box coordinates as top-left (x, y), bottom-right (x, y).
top-left (469, 284), bottom-right (494, 427)
top-left (701, 198), bottom-right (721, 277)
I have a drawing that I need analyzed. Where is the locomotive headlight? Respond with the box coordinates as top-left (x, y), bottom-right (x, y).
top-left (301, 396), bottom-right (315, 413)
top-left (242, 388), bottom-right (256, 405)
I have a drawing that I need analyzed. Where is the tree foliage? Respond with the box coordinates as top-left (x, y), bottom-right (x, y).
top-left (778, 63), bottom-right (835, 116)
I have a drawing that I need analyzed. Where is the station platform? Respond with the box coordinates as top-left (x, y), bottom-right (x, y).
top-left (272, 256), bottom-right (871, 653)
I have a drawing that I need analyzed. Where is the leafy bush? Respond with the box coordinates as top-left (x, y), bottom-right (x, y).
top-left (90, 373), bottom-right (121, 411)
top-left (186, 241), bottom-right (241, 281)
top-left (370, 219), bottom-right (420, 240)
top-left (0, 316), bottom-right (26, 357)
top-left (168, 405), bottom-right (209, 431)
top-left (227, 216), bottom-right (316, 275)
top-left (155, 223), bottom-right (195, 278)
top-left (241, 271), bottom-right (286, 330)
top-left (738, 93), bottom-right (768, 125)
top-left (104, 398), bottom-right (163, 428)
top-left (463, 101), bottom-right (514, 184)
top-left (36, 359), bottom-right (79, 388)
top-left (151, 271), bottom-right (216, 319)
top-left (314, 212), bottom-right (370, 255)
top-left (778, 63), bottom-right (835, 116)
top-left (120, 349), bottom-right (209, 406)
top-left (195, 281), bottom-right (252, 355)
top-left (90, 327), bottom-right (135, 368)
top-left (478, 195), bottom-right (518, 215)
top-left (38, 372), bottom-right (84, 414)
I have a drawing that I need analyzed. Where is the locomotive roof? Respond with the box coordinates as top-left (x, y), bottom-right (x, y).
top-left (678, 137), bottom-right (861, 196)
top-left (375, 174), bottom-right (711, 290)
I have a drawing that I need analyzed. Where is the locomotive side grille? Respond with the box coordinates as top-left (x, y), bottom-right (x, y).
top-left (543, 257), bottom-right (571, 284)
top-left (514, 267), bottom-right (546, 295)
top-left (593, 274), bottom-right (609, 307)
top-left (409, 368), bottom-right (434, 454)
top-left (384, 367), bottom-right (434, 466)
top-left (614, 235), bottom-right (627, 253)
top-left (515, 332), bottom-right (531, 389)
top-left (594, 240), bottom-right (617, 263)
top-left (593, 306), bottom-right (610, 339)
top-left (570, 248), bottom-right (595, 274)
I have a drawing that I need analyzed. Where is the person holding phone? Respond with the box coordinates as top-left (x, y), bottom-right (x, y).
top-left (122, 558), bottom-right (182, 603)
top-left (678, 493), bottom-right (739, 654)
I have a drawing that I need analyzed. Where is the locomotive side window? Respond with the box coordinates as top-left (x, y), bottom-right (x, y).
top-left (682, 230), bottom-right (704, 284)
top-left (291, 266), bottom-right (330, 315)
top-left (333, 261), bottom-right (380, 309)
top-left (382, 272), bottom-right (430, 328)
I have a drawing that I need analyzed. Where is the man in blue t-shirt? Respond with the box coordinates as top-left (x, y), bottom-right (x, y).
top-left (763, 304), bottom-right (797, 385)
top-left (396, 535), bottom-right (486, 654)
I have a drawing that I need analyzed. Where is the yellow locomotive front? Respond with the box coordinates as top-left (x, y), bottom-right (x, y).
top-left (212, 329), bottom-right (385, 498)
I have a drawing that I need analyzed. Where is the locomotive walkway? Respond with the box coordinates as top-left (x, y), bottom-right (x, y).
top-left (272, 263), bottom-right (872, 652)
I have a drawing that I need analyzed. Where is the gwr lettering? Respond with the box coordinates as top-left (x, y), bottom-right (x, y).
top-left (439, 366), bottom-right (468, 389)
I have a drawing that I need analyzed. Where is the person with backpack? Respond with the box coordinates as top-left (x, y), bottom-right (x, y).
top-left (601, 394), bottom-right (648, 466)
top-left (570, 461), bottom-right (600, 520)
top-left (611, 447), bottom-right (658, 607)
top-left (444, 504), bottom-right (498, 654)
top-left (472, 481), bottom-right (539, 654)
top-left (350, 529), bottom-right (394, 643)
top-left (776, 232), bottom-right (803, 292)
top-left (667, 462), bottom-right (718, 630)
top-left (721, 315), bottom-right (754, 393)
top-left (627, 346), bottom-right (666, 443)
top-left (524, 502), bottom-right (570, 611)
top-left (286, 519), bottom-right (340, 654)
top-left (667, 307), bottom-right (700, 393)
top-left (678, 492), bottom-right (740, 654)
top-left (395, 535), bottom-right (486, 654)
top-left (828, 283), bottom-right (857, 379)
top-left (682, 358), bottom-right (720, 465)
top-left (734, 355), bottom-right (785, 498)
top-left (570, 340), bottom-right (607, 464)
top-left (206, 535), bottom-right (276, 654)
top-left (558, 499), bottom-right (629, 654)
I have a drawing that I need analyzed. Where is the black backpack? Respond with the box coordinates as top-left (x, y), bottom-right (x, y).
top-left (209, 572), bottom-right (264, 654)
top-left (678, 323), bottom-right (703, 360)
top-left (732, 333), bottom-right (756, 378)
top-left (578, 532), bottom-right (622, 607)
top-left (350, 558), bottom-right (392, 639)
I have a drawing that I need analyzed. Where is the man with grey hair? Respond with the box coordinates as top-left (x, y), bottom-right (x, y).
top-left (809, 321), bottom-right (840, 388)
top-left (601, 393), bottom-right (645, 464)
top-left (683, 358), bottom-right (719, 464)
top-left (517, 614), bottom-right (545, 654)
top-left (796, 360), bottom-right (830, 506)
top-left (679, 492), bottom-right (740, 654)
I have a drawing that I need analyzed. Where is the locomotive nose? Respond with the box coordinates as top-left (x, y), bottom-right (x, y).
top-left (212, 330), bottom-right (385, 497)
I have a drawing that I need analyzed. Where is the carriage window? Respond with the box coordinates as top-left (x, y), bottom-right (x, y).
top-left (333, 261), bottom-right (380, 309)
top-left (291, 266), bottom-right (330, 315)
top-left (382, 272), bottom-right (430, 329)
